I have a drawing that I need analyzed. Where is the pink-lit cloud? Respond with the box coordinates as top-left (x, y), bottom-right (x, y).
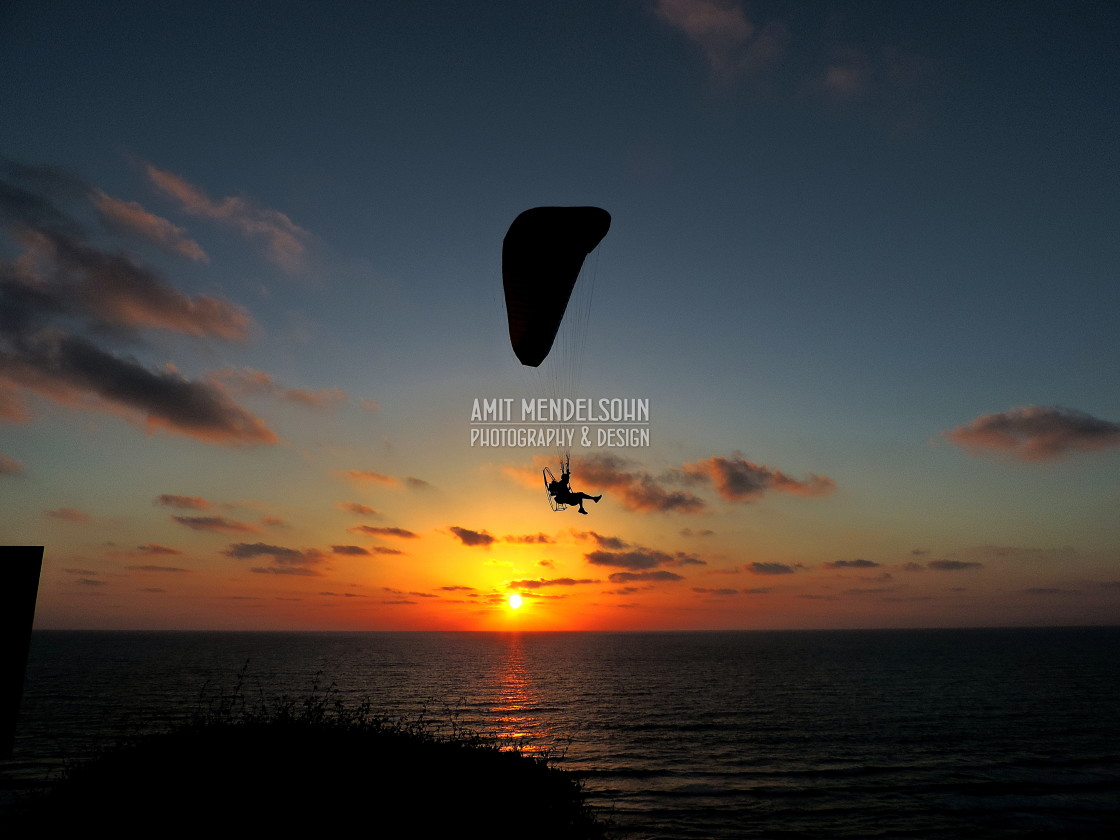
top-left (945, 406), bottom-right (1120, 461)
top-left (144, 163), bottom-right (310, 272)
top-left (0, 165), bottom-right (276, 447)
top-left (652, 0), bottom-right (786, 88)
top-left (216, 368), bottom-right (349, 409)
top-left (0, 452), bottom-right (23, 475)
top-left (684, 454), bottom-right (836, 502)
top-left (578, 453), bottom-right (706, 513)
top-left (91, 190), bottom-right (208, 262)
top-left (13, 227), bottom-right (249, 340)
top-left (0, 334), bottom-right (277, 446)
top-left (45, 506), bottom-right (90, 522)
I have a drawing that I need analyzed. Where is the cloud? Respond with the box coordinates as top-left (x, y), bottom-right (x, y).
top-left (155, 494), bottom-right (211, 510)
top-left (684, 454), bottom-right (836, 502)
top-left (572, 452), bottom-right (834, 513)
top-left (0, 332), bottom-right (276, 445)
top-left (578, 453), bottom-right (706, 513)
top-left (337, 501), bottom-right (379, 516)
top-left (348, 525), bottom-right (418, 539)
top-left (125, 565), bottom-right (190, 573)
top-left (577, 533), bottom-right (631, 553)
top-left (508, 578), bottom-right (598, 589)
top-left (652, 0), bottom-right (786, 89)
top-left (331, 545), bottom-right (370, 556)
top-left (0, 452), bottom-right (23, 475)
top-left (144, 163), bottom-right (310, 271)
top-left (504, 533), bottom-right (554, 544)
top-left (608, 570), bottom-right (684, 583)
top-left (824, 559), bottom-right (881, 569)
top-left (91, 190), bottom-right (208, 262)
top-left (45, 507), bottom-right (89, 522)
top-left (3, 227), bottom-right (249, 340)
top-left (223, 541), bottom-right (325, 574)
top-left (172, 515), bottom-right (257, 534)
top-left (945, 406), bottom-right (1120, 461)
top-left (586, 548), bottom-right (677, 570)
top-left (216, 367), bottom-right (348, 409)
top-left (927, 559), bottom-right (983, 571)
top-left (745, 562), bottom-right (795, 575)
top-left (449, 526), bottom-right (497, 547)
top-left (134, 543), bottom-right (183, 555)
top-left (693, 587), bottom-right (741, 596)
top-left (680, 528), bottom-right (714, 537)
top-left (0, 166), bottom-right (276, 447)
top-left (341, 469), bottom-right (399, 486)
top-left (820, 47), bottom-right (873, 102)
top-left (573, 530), bottom-right (631, 550)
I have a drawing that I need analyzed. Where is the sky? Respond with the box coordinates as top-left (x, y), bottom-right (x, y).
top-left (2, 0), bottom-right (1118, 631)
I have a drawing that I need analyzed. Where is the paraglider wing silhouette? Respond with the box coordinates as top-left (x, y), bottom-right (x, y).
top-left (502, 206), bottom-right (611, 367)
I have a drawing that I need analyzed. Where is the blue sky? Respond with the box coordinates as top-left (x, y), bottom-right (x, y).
top-left (2, 1), bottom-right (1118, 630)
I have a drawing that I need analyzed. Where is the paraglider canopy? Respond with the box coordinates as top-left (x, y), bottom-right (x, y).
top-left (502, 206), bottom-right (611, 367)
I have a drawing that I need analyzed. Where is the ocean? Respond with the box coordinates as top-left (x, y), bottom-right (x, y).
top-left (5, 627), bottom-right (1119, 837)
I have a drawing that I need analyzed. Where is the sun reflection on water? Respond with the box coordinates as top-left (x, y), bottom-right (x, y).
top-left (489, 633), bottom-right (550, 754)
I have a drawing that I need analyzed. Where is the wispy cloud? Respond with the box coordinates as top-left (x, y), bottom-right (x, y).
top-left (133, 543), bottom-right (183, 556)
top-left (684, 454), bottom-right (836, 501)
top-left (608, 570), bottom-right (684, 583)
top-left (340, 469), bottom-right (399, 486)
top-left (144, 163), bottom-right (310, 272)
top-left (223, 541), bottom-right (326, 575)
top-left (216, 367), bottom-right (349, 409)
top-left (171, 515), bottom-right (258, 534)
top-left (927, 559), bottom-right (983, 571)
top-left (508, 578), bottom-right (598, 589)
top-left (45, 506), bottom-right (90, 522)
top-left (652, 0), bottom-right (786, 89)
top-left (155, 494), bottom-right (211, 510)
top-left (0, 452), bottom-right (23, 475)
top-left (337, 501), bottom-right (379, 516)
top-left (504, 532), bottom-right (554, 544)
top-left (0, 161), bottom-right (275, 446)
top-left (945, 406), bottom-right (1120, 461)
top-left (347, 525), bottom-right (418, 539)
top-left (91, 190), bottom-right (208, 262)
top-left (125, 564), bottom-right (190, 573)
top-left (824, 558), bottom-right (880, 569)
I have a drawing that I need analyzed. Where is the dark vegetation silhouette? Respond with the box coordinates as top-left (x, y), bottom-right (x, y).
top-left (9, 674), bottom-right (611, 837)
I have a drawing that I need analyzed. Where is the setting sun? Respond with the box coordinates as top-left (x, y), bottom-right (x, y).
top-left (508, 594), bottom-right (523, 610)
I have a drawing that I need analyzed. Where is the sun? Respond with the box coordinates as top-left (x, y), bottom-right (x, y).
top-left (508, 594), bottom-right (523, 610)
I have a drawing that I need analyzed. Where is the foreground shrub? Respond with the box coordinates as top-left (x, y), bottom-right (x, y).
top-left (11, 679), bottom-right (611, 838)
